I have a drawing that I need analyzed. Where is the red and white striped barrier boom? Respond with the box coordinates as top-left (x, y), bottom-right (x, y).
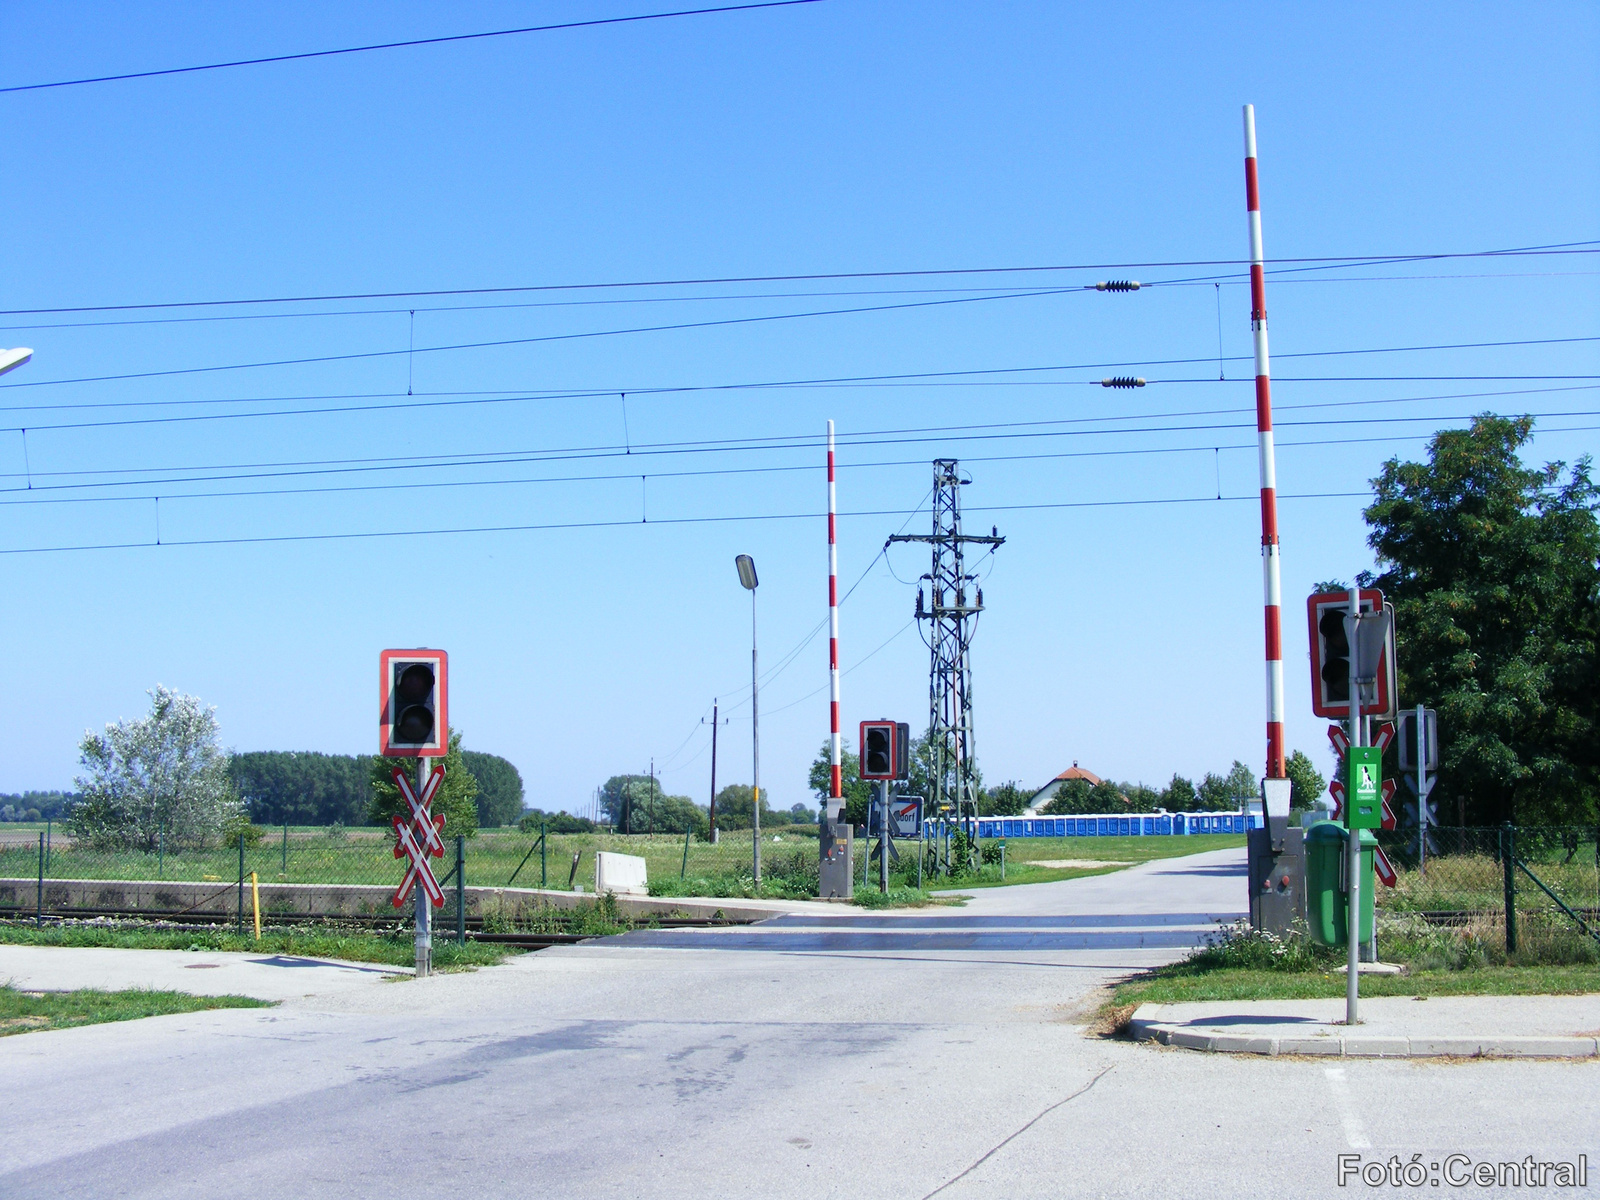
top-left (1245, 104), bottom-right (1287, 781)
top-left (827, 420), bottom-right (843, 811)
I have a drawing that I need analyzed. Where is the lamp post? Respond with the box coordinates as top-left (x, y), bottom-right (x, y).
top-left (735, 554), bottom-right (761, 886)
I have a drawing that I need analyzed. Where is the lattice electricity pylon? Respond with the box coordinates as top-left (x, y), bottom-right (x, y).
top-left (887, 460), bottom-right (1003, 848)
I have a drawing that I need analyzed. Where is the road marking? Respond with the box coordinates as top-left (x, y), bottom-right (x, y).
top-left (1324, 1067), bottom-right (1372, 1149)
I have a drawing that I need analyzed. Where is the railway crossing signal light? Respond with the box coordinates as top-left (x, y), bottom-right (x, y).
top-left (1306, 590), bottom-right (1393, 719)
top-left (860, 720), bottom-right (896, 780)
top-left (380, 649), bottom-right (449, 757)
top-left (895, 722), bottom-right (911, 781)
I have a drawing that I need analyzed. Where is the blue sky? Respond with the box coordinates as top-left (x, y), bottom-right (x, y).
top-left (1, 1), bottom-right (1596, 814)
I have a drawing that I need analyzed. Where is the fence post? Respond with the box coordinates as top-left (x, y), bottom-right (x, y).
top-left (237, 836), bottom-right (246, 937)
top-left (541, 821), bottom-right (547, 889)
top-left (455, 835), bottom-right (466, 947)
top-left (45, 817), bottom-right (51, 874)
top-left (1502, 821), bottom-right (1517, 956)
top-left (36, 831), bottom-right (44, 925)
top-left (682, 824), bottom-right (693, 879)
top-left (282, 822), bottom-right (288, 874)
top-left (158, 821), bottom-right (164, 879)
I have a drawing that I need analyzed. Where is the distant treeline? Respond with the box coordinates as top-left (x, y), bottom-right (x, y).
top-left (0, 791), bottom-right (76, 821)
top-left (229, 750), bottom-right (527, 827)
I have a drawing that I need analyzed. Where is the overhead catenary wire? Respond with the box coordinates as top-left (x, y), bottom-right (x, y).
top-left (0, 1), bottom-right (829, 95)
top-left (5, 397), bottom-right (1596, 496)
top-left (2, 240), bottom-right (1592, 316)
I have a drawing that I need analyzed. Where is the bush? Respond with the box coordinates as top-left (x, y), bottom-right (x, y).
top-left (224, 821), bottom-right (265, 849)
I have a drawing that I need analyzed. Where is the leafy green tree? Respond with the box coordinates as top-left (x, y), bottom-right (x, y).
top-left (1363, 414), bottom-right (1599, 824)
top-left (1120, 783), bottom-right (1161, 813)
top-left (1159, 773), bottom-right (1197, 811)
top-left (230, 751), bottom-right (368, 826)
top-left (979, 781), bottom-right (1030, 816)
top-left (367, 729), bottom-right (479, 840)
top-left (598, 774), bottom-right (707, 834)
top-left (1197, 761), bottom-right (1256, 811)
top-left (1042, 778), bottom-right (1094, 814)
top-left (71, 686), bottom-right (243, 851)
top-left (1285, 750), bottom-right (1326, 811)
top-left (709, 783), bottom-right (770, 831)
top-left (0, 791), bottom-right (76, 820)
top-left (807, 741), bottom-right (873, 824)
top-left (460, 751), bottom-right (524, 827)
top-left (519, 809), bottom-right (597, 834)
top-left (785, 802), bottom-right (815, 824)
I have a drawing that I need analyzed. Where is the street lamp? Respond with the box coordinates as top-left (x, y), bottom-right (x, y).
top-left (0, 348), bottom-right (33, 377)
top-left (734, 554), bottom-right (761, 886)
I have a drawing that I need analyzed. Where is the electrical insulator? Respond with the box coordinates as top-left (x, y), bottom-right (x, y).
top-left (916, 587), bottom-right (925, 617)
top-left (1094, 280), bottom-right (1141, 292)
top-left (1100, 377), bottom-right (1147, 388)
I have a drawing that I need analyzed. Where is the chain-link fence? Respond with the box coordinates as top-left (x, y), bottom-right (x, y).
top-left (0, 822), bottom-right (826, 927)
top-left (1374, 824), bottom-right (1600, 960)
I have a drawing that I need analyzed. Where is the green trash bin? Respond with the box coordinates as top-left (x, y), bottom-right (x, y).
top-left (1304, 820), bottom-right (1375, 946)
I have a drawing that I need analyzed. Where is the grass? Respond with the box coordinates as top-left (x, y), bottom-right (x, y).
top-left (0, 919), bottom-right (516, 969)
top-left (0, 984), bottom-right (269, 1037)
top-left (0, 823), bottom-right (817, 894)
top-left (1109, 911), bottom-right (1600, 1010)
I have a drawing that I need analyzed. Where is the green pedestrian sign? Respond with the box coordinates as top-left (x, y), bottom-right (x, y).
top-left (1346, 746), bottom-right (1383, 831)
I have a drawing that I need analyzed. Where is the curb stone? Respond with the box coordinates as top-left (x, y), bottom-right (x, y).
top-left (1129, 1005), bottom-right (1600, 1059)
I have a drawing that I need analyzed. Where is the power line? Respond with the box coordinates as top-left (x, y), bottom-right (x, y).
top-left (0, 286), bottom-right (1085, 389)
top-left (5, 270), bottom-right (1595, 334)
top-left (4, 334), bottom-right (1595, 431)
top-left (7, 391), bottom-right (1595, 493)
top-left (6, 331), bottom-right (1592, 413)
top-left (0, 490), bottom-right (1377, 557)
top-left (2, 241), bottom-right (1593, 317)
top-left (0, 1), bottom-right (828, 95)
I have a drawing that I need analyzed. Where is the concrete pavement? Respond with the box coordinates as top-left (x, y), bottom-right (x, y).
top-left (0, 944), bottom-right (403, 1000)
top-left (1132, 995), bottom-right (1600, 1058)
top-left (1, 844), bottom-right (1594, 1199)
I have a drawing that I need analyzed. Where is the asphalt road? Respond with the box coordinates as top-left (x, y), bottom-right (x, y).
top-left (2, 846), bottom-right (1593, 1199)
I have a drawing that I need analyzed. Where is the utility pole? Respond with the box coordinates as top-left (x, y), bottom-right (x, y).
top-left (649, 759), bottom-right (656, 834)
top-left (416, 756), bottom-right (433, 978)
top-left (707, 700), bottom-right (721, 843)
top-left (888, 460), bottom-right (1003, 858)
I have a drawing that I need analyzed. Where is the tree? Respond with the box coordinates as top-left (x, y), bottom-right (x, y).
top-left (1159, 774), bottom-right (1197, 812)
top-left (598, 774), bottom-right (707, 834)
top-left (979, 781), bottom-right (1030, 816)
top-left (367, 729), bottom-right (479, 839)
top-left (460, 751), bottom-right (524, 827)
top-left (709, 783), bottom-right (770, 831)
top-left (1120, 783), bottom-right (1161, 813)
top-left (1285, 750), bottom-right (1326, 811)
top-left (1042, 778), bottom-right (1094, 815)
top-left (1363, 415), bottom-right (1599, 824)
top-left (230, 751), bottom-right (368, 826)
top-left (71, 686), bottom-right (243, 851)
top-left (1197, 761), bottom-right (1256, 811)
top-left (519, 809), bottom-right (597, 834)
top-left (785, 802), bottom-right (815, 824)
top-left (807, 740), bottom-right (873, 825)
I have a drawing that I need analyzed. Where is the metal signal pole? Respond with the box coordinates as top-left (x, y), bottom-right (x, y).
top-left (708, 700), bottom-right (720, 843)
top-left (416, 756), bottom-right (433, 978)
top-left (1244, 104), bottom-right (1288, 782)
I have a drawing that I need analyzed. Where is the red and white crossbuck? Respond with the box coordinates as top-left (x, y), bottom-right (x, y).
top-left (391, 766), bottom-right (446, 908)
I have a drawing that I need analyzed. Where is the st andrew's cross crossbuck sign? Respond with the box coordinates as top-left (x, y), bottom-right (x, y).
top-left (391, 767), bottom-right (447, 909)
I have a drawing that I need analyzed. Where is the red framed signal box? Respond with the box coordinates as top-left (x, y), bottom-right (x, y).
top-left (1306, 591), bottom-right (1392, 719)
top-left (380, 648), bottom-right (449, 758)
top-left (859, 720), bottom-right (897, 780)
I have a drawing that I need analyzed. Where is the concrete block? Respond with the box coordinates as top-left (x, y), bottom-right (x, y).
top-left (1277, 1036), bottom-right (1342, 1056)
top-left (1408, 1038), bottom-right (1483, 1058)
top-left (1168, 1029), bottom-right (1215, 1051)
top-left (1481, 1037), bottom-right (1598, 1059)
top-left (1340, 1037), bottom-right (1410, 1057)
top-left (594, 852), bottom-right (649, 896)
